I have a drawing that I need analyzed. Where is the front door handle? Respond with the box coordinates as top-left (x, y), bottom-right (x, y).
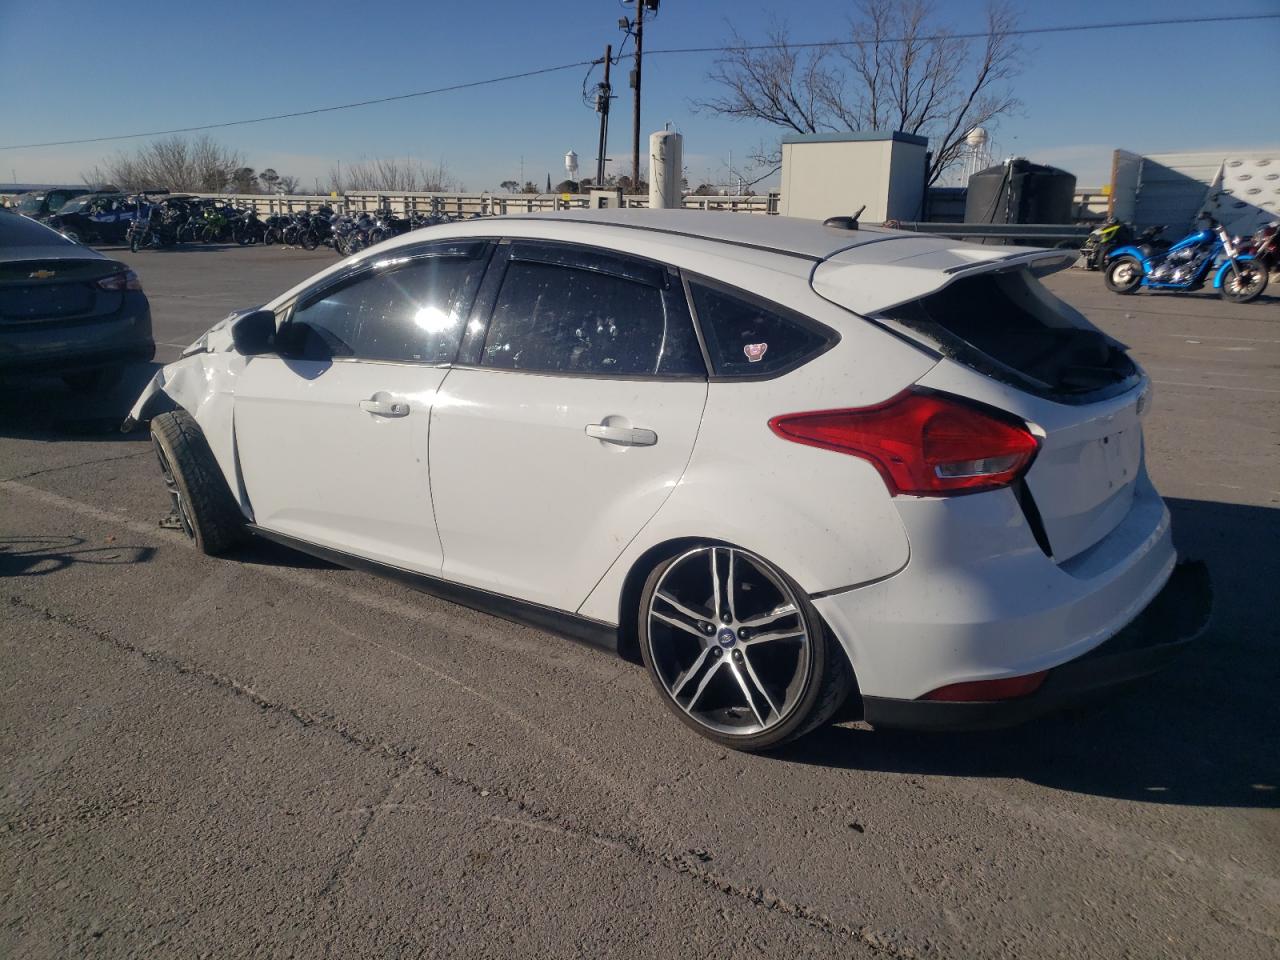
top-left (359, 396), bottom-right (410, 417)
top-left (585, 423), bottom-right (658, 446)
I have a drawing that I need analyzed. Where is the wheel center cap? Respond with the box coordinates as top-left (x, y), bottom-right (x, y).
top-left (717, 627), bottom-right (737, 648)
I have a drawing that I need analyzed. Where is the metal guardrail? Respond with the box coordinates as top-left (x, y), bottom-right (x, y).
top-left (187, 191), bottom-right (779, 216)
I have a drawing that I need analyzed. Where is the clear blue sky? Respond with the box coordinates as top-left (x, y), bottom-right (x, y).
top-left (3, 0), bottom-right (1278, 191)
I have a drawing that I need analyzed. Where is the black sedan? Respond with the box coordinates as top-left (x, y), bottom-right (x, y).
top-left (0, 209), bottom-right (154, 392)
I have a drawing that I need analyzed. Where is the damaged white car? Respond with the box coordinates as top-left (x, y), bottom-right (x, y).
top-left (127, 210), bottom-right (1211, 750)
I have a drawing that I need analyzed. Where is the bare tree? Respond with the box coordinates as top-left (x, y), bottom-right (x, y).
top-left (697, 0), bottom-right (1022, 185)
top-left (83, 135), bottom-right (245, 192)
top-left (327, 158), bottom-right (457, 193)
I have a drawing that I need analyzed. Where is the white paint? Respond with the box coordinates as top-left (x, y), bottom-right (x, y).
top-left (128, 209), bottom-right (1186, 711)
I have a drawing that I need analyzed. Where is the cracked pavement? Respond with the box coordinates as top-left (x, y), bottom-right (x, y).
top-left (1, 246), bottom-right (1277, 958)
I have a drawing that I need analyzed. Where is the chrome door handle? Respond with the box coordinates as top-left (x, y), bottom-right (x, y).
top-left (359, 397), bottom-right (410, 417)
top-left (585, 423), bottom-right (658, 446)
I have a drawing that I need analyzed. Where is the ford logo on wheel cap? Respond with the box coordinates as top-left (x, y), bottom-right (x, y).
top-left (717, 627), bottom-right (737, 648)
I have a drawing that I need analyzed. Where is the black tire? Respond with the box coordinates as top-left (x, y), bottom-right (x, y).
top-left (150, 410), bottom-right (245, 556)
top-left (637, 545), bottom-right (853, 752)
top-left (1104, 255), bottom-right (1143, 294)
top-left (62, 365), bottom-right (124, 394)
top-left (201, 226), bottom-right (216, 244)
top-left (263, 228), bottom-right (277, 246)
top-left (299, 229), bottom-right (318, 251)
top-left (130, 233), bottom-right (142, 253)
top-left (1219, 260), bottom-right (1269, 303)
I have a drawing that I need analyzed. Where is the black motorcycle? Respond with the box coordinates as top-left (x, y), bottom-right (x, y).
top-left (1080, 217), bottom-right (1168, 271)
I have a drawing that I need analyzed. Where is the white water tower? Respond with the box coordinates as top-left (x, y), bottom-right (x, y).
top-left (963, 127), bottom-right (990, 181)
top-left (565, 150), bottom-right (579, 183)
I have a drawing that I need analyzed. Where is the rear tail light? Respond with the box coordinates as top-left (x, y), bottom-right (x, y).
top-left (96, 270), bottom-right (142, 292)
top-left (769, 388), bottom-right (1039, 496)
top-left (921, 671), bottom-right (1048, 702)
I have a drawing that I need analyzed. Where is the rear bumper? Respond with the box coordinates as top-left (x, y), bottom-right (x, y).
top-left (0, 295), bottom-right (153, 375)
top-left (861, 560), bottom-right (1212, 731)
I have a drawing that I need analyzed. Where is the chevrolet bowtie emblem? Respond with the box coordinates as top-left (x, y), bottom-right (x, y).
top-left (28, 269), bottom-right (56, 279)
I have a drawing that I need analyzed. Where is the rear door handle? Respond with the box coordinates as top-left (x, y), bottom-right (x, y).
top-left (359, 397), bottom-right (410, 417)
top-left (585, 423), bottom-right (658, 446)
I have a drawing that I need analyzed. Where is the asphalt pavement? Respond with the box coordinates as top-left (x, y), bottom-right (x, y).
top-left (2, 242), bottom-right (1277, 959)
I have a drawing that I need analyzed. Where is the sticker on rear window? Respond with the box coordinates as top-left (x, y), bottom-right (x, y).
top-left (744, 342), bottom-right (768, 363)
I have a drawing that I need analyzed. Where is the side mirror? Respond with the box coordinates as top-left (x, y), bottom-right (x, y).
top-left (231, 309), bottom-right (277, 356)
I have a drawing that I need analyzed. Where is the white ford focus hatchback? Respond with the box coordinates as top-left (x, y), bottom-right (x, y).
top-left (128, 210), bottom-right (1211, 750)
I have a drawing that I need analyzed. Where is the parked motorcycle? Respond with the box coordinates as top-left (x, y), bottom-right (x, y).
top-left (1237, 221), bottom-right (1279, 275)
top-left (1080, 218), bottom-right (1168, 271)
top-left (1104, 216), bottom-right (1268, 303)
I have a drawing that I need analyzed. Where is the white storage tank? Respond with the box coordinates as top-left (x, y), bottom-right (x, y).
top-left (649, 131), bottom-right (683, 209)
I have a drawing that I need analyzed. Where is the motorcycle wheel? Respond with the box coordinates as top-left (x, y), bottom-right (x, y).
top-left (130, 234), bottom-right (141, 253)
top-left (300, 229), bottom-right (318, 251)
top-left (1104, 256), bottom-right (1143, 294)
top-left (202, 227), bottom-right (216, 244)
top-left (263, 229), bottom-right (276, 246)
top-left (1219, 260), bottom-right (1269, 304)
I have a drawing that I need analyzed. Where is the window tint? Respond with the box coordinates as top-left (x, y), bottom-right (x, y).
top-left (481, 258), bottom-right (703, 376)
top-left (690, 281), bottom-right (830, 377)
top-left (286, 245), bottom-right (487, 363)
top-left (0, 210), bottom-right (74, 248)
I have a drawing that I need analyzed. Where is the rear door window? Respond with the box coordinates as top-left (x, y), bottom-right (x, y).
top-left (689, 279), bottom-right (833, 377)
top-left (479, 243), bottom-right (704, 377)
top-left (285, 241), bottom-right (489, 363)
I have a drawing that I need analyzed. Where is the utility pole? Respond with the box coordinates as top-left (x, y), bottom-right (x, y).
top-left (595, 44), bottom-right (612, 187)
top-left (630, 1), bottom-right (647, 192)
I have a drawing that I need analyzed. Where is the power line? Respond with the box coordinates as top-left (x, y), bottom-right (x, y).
top-left (3, 12), bottom-right (1275, 152)
top-left (645, 12), bottom-right (1280, 56)
top-left (0, 61), bottom-right (595, 151)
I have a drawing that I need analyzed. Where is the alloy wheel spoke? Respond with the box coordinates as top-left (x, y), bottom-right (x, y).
top-left (684, 658), bottom-right (724, 713)
top-left (709, 549), bottom-right (722, 619)
top-left (655, 590), bottom-right (712, 625)
top-left (670, 647), bottom-right (714, 699)
top-left (726, 549), bottom-right (738, 620)
top-left (741, 629), bottom-right (804, 647)
top-left (739, 651), bottom-right (781, 720)
top-left (652, 609), bottom-right (709, 642)
top-left (738, 603), bottom-right (797, 629)
top-left (727, 662), bottom-right (766, 727)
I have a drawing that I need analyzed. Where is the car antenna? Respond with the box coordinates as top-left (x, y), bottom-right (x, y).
top-left (823, 205), bottom-right (865, 231)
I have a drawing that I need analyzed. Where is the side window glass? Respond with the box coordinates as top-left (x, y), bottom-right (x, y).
top-left (480, 256), bottom-right (702, 376)
top-left (690, 281), bottom-right (831, 377)
top-left (286, 244), bottom-right (487, 363)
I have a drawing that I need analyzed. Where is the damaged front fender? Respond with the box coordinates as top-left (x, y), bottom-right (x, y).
top-left (122, 310), bottom-right (254, 512)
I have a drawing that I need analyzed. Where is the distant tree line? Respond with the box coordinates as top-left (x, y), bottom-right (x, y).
top-left (82, 136), bottom-right (300, 195)
top-left (82, 136), bottom-right (461, 196)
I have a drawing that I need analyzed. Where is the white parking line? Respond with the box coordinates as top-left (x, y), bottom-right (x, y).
top-left (1151, 379), bottom-right (1280, 395)
top-left (1168, 334), bottom-right (1280, 345)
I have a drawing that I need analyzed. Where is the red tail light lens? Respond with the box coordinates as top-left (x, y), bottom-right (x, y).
top-left (96, 270), bottom-right (142, 292)
top-left (921, 671), bottom-right (1048, 702)
top-left (769, 389), bottom-right (1039, 496)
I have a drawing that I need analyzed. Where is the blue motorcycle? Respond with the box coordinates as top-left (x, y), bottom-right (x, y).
top-left (1104, 216), bottom-right (1268, 303)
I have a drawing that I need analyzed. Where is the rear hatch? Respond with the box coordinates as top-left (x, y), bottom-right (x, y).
top-left (813, 234), bottom-right (1144, 562)
top-left (0, 250), bottom-right (126, 325)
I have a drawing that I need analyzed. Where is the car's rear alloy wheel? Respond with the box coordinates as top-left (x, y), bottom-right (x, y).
top-left (639, 545), bottom-right (851, 750)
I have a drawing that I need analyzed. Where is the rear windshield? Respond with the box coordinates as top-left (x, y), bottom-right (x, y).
top-left (0, 211), bottom-right (75, 248)
top-left (882, 268), bottom-right (1138, 401)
